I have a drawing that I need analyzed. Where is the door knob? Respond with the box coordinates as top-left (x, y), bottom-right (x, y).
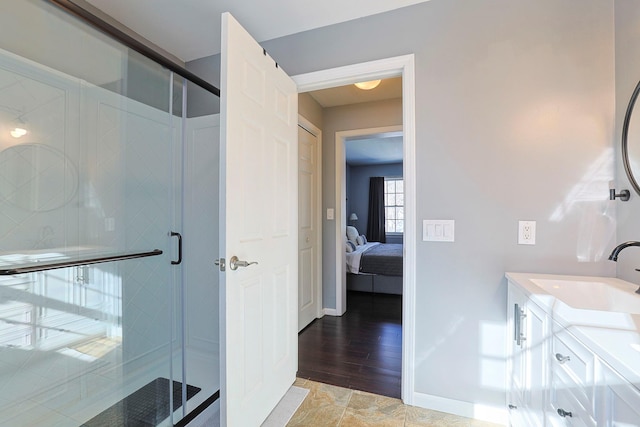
top-left (557, 408), bottom-right (572, 418)
top-left (229, 255), bottom-right (258, 271)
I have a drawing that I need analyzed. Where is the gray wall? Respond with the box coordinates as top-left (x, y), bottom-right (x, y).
top-left (262, 0), bottom-right (616, 412)
top-left (299, 92), bottom-right (323, 128)
top-left (189, 0), bottom-right (617, 415)
top-left (615, 1), bottom-right (640, 280)
top-left (347, 163), bottom-right (403, 243)
top-left (186, 55), bottom-right (221, 116)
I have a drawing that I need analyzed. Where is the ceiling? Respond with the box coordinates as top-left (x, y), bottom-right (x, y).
top-left (85, 0), bottom-right (431, 62)
top-left (83, 0), bottom-right (408, 166)
top-left (309, 77), bottom-right (403, 166)
top-left (345, 133), bottom-right (403, 166)
top-left (308, 77), bottom-right (402, 108)
top-left (306, 78), bottom-right (403, 165)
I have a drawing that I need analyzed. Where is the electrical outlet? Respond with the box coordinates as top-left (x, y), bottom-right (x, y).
top-left (518, 221), bottom-right (536, 245)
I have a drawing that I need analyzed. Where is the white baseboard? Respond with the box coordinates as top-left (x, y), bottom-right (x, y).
top-left (412, 392), bottom-right (507, 426)
top-left (323, 308), bottom-right (340, 316)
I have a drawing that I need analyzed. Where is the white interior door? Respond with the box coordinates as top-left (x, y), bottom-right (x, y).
top-left (298, 124), bottom-right (320, 331)
top-left (220, 12), bottom-right (298, 427)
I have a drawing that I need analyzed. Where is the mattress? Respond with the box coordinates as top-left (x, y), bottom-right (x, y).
top-left (345, 242), bottom-right (403, 276)
top-left (359, 243), bottom-right (403, 276)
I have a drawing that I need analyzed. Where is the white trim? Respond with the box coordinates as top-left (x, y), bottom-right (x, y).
top-left (401, 54), bottom-right (417, 406)
top-left (298, 114), bottom-right (324, 322)
top-left (293, 54), bottom-right (416, 405)
top-left (412, 392), bottom-right (508, 426)
top-left (294, 55), bottom-right (414, 92)
top-left (323, 308), bottom-right (340, 316)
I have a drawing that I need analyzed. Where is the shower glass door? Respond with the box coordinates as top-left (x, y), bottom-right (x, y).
top-left (0, 1), bottom-right (220, 425)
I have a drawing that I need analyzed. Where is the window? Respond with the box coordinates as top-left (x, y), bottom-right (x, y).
top-left (384, 178), bottom-right (404, 233)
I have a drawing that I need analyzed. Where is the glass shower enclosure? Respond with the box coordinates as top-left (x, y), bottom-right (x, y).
top-left (0, 1), bottom-right (220, 425)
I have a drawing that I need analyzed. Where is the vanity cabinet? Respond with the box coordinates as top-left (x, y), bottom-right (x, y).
top-left (598, 360), bottom-right (640, 425)
top-left (507, 277), bottom-right (640, 427)
top-left (507, 281), bottom-right (549, 426)
top-left (547, 328), bottom-right (596, 427)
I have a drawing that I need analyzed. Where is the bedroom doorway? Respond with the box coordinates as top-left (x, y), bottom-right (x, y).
top-left (293, 53), bottom-right (416, 401)
top-left (294, 54), bottom-right (415, 403)
top-left (298, 121), bottom-right (406, 398)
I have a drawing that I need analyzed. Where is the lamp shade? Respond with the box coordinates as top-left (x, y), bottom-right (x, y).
top-left (349, 213), bottom-right (358, 221)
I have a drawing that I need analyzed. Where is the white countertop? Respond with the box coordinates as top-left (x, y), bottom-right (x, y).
top-left (506, 272), bottom-right (640, 387)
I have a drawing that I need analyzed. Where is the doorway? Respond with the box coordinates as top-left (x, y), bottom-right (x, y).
top-left (293, 54), bottom-right (416, 403)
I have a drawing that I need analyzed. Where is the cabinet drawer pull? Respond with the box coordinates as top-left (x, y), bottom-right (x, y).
top-left (514, 303), bottom-right (526, 346)
top-left (557, 408), bottom-right (573, 418)
top-left (508, 404), bottom-right (517, 410)
top-left (555, 353), bottom-right (570, 363)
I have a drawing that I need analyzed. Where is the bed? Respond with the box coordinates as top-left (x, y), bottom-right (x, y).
top-left (345, 226), bottom-right (403, 295)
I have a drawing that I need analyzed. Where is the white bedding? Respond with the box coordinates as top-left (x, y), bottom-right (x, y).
top-left (345, 242), bottom-right (380, 274)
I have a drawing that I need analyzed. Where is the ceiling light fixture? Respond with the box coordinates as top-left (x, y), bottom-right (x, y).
top-left (354, 79), bottom-right (381, 90)
top-left (10, 127), bottom-right (27, 138)
top-left (7, 114), bottom-right (28, 138)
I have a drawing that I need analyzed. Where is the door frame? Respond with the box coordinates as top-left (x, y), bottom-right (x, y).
top-left (298, 115), bottom-right (324, 325)
top-left (293, 54), bottom-right (416, 404)
top-left (334, 125), bottom-right (403, 315)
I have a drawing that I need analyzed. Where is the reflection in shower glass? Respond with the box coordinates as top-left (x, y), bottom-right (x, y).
top-left (0, 1), bottom-right (220, 426)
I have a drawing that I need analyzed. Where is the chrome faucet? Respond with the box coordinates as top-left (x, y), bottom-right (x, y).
top-left (608, 241), bottom-right (640, 294)
top-left (608, 241), bottom-right (640, 261)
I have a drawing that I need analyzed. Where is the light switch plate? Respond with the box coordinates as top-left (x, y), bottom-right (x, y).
top-left (327, 208), bottom-right (334, 220)
top-left (423, 220), bottom-right (455, 242)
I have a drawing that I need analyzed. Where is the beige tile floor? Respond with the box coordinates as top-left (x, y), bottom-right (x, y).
top-left (288, 379), bottom-right (504, 427)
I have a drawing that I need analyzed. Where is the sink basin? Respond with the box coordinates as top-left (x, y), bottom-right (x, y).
top-left (531, 279), bottom-right (640, 314)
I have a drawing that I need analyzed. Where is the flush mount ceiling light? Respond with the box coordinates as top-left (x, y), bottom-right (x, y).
top-left (354, 79), bottom-right (381, 90)
top-left (8, 114), bottom-right (28, 138)
top-left (10, 127), bottom-right (27, 138)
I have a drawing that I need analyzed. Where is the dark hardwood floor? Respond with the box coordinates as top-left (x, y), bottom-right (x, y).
top-left (297, 290), bottom-right (402, 398)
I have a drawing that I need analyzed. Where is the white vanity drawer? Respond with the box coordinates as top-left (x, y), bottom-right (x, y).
top-left (552, 330), bottom-right (595, 394)
top-left (598, 360), bottom-right (640, 425)
top-left (548, 384), bottom-right (596, 427)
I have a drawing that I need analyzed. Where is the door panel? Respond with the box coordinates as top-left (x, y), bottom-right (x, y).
top-left (220, 12), bottom-right (298, 426)
top-left (298, 125), bottom-right (319, 331)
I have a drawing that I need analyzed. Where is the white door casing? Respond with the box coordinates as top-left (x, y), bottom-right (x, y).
top-left (297, 120), bottom-right (322, 331)
top-left (293, 54), bottom-right (416, 403)
top-left (220, 12), bottom-right (298, 427)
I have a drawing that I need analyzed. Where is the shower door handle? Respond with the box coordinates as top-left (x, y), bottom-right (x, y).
top-left (170, 232), bottom-right (182, 265)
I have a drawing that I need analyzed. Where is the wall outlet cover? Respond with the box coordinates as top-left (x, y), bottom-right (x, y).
top-left (518, 220), bottom-right (536, 245)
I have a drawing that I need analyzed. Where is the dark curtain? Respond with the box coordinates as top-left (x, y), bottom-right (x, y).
top-left (366, 177), bottom-right (386, 243)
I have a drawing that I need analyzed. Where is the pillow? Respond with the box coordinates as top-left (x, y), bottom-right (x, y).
top-left (346, 241), bottom-right (356, 253)
top-left (356, 235), bottom-right (365, 246)
top-left (360, 234), bottom-right (367, 244)
top-left (346, 226), bottom-right (359, 243)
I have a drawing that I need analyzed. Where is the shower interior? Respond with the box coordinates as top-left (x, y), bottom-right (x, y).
top-left (0, 1), bottom-right (220, 426)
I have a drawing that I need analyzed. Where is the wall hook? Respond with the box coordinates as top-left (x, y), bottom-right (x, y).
top-left (610, 188), bottom-right (631, 202)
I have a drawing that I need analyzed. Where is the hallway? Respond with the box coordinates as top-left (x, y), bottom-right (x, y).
top-left (297, 290), bottom-right (402, 398)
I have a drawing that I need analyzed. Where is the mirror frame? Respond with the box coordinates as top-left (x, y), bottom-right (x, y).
top-left (622, 79), bottom-right (640, 196)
